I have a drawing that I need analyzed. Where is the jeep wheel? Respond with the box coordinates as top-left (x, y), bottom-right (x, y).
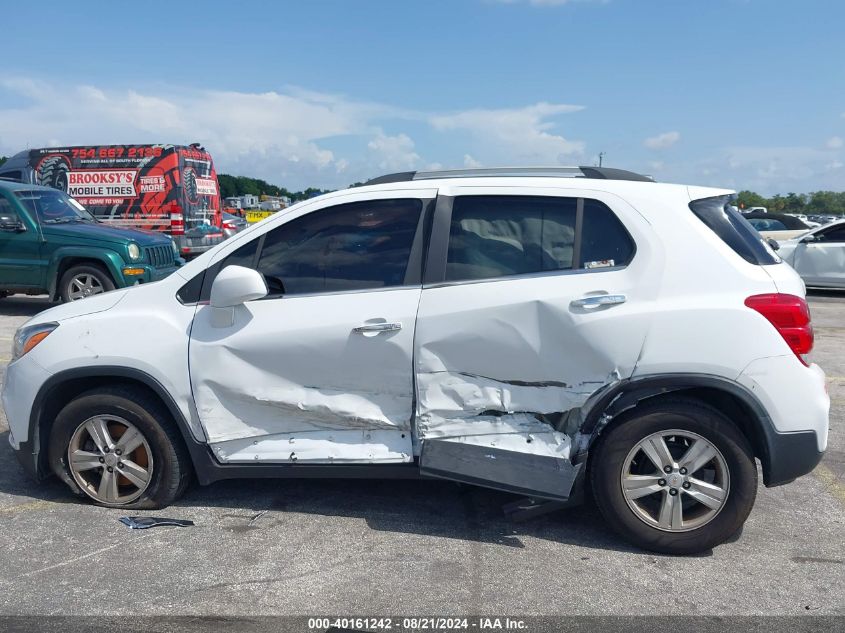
top-left (590, 398), bottom-right (757, 555)
top-left (48, 387), bottom-right (191, 509)
top-left (59, 264), bottom-right (115, 302)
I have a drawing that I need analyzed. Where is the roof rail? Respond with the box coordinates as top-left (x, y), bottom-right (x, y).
top-left (363, 166), bottom-right (654, 186)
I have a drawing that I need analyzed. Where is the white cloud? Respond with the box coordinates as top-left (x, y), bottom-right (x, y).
top-left (431, 102), bottom-right (585, 163)
top-left (367, 131), bottom-right (420, 171)
top-left (463, 154), bottom-right (483, 168)
top-left (644, 131), bottom-right (680, 150)
top-left (825, 136), bottom-right (843, 149)
top-left (0, 78), bottom-right (590, 188)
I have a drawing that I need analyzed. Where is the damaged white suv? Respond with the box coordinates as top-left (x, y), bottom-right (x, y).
top-left (2, 167), bottom-right (829, 554)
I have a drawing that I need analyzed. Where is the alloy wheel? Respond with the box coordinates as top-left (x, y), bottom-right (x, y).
top-left (67, 415), bottom-right (154, 504)
top-left (620, 429), bottom-right (730, 532)
top-left (67, 274), bottom-right (105, 300)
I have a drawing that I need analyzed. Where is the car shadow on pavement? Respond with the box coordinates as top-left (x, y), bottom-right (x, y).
top-left (0, 429), bottom-right (659, 555)
top-left (0, 295), bottom-right (52, 317)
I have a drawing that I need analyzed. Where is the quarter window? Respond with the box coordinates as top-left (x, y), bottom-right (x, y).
top-left (445, 195), bottom-right (634, 282)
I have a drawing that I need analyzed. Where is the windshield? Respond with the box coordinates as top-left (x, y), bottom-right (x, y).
top-left (15, 189), bottom-right (96, 224)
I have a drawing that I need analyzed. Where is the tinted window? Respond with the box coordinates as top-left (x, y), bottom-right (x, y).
top-left (581, 198), bottom-right (636, 269)
top-left (748, 218), bottom-right (787, 231)
top-left (690, 196), bottom-right (779, 265)
top-left (257, 198), bottom-right (422, 295)
top-left (445, 195), bottom-right (633, 282)
top-left (0, 171), bottom-right (23, 182)
top-left (816, 225), bottom-right (845, 242)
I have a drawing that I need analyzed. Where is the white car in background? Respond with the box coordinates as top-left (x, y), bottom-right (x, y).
top-left (777, 220), bottom-right (845, 288)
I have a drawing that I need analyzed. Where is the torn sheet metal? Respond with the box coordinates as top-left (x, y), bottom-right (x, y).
top-left (413, 270), bottom-right (647, 496)
top-left (210, 429), bottom-right (411, 464)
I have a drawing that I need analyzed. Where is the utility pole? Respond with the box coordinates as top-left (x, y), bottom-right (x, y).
top-left (598, 152), bottom-right (605, 167)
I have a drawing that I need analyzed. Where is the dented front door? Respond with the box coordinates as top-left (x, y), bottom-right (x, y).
top-left (189, 192), bottom-right (433, 464)
top-left (415, 186), bottom-right (657, 498)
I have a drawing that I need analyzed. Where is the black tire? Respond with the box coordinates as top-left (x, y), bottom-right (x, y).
top-left (589, 398), bottom-right (757, 555)
top-left (48, 386), bottom-right (191, 509)
top-left (37, 156), bottom-right (70, 191)
top-left (58, 263), bottom-right (116, 302)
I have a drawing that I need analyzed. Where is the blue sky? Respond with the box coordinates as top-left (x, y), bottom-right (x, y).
top-left (1, 0), bottom-right (842, 194)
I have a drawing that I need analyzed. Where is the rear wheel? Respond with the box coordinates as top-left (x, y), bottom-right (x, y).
top-left (48, 387), bottom-right (191, 509)
top-left (590, 398), bottom-right (757, 555)
top-left (59, 264), bottom-right (115, 302)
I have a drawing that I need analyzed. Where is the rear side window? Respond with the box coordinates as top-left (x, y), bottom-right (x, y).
top-left (445, 195), bottom-right (634, 282)
top-left (690, 195), bottom-right (779, 265)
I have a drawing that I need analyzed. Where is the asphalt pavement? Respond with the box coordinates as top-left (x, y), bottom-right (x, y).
top-left (0, 294), bottom-right (842, 616)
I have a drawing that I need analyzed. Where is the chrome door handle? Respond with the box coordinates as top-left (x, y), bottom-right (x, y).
top-left (353, 322), bottom-right (403, 334)
top-left (570, 294), bottom-right (627, 309)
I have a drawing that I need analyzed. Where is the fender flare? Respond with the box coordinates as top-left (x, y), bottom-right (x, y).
top-left (26, 365), bottom-right (205, 480)
top-left (577, 373), bottom-right (821, 487)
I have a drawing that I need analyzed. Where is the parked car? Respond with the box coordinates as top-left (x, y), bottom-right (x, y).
top-left (2, 167), bottom-right (828, 555)
top-left (0, 144), bottom-right (225, 258)
top-left (777, 220), bottom-right (845, 288)
top-left (743, 211), bottom-right (811, 240)
top-left (221, 211), bottom-right (248, 238)
top-left (0, 181), bottom-right (181, 301)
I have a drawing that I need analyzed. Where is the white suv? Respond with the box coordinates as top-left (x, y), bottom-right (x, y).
top-left (1, 167), bottom-right (829, 554)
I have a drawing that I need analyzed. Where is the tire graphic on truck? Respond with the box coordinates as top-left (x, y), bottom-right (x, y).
top-left (36, 155), bottom-right (71, 191)
top-left (183, 167), bottom-right (199, 204)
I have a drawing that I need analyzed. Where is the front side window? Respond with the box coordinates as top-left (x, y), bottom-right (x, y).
top-left (445, 195), bottom-right (634, 282)
top-left (256, 198), bottom-right (422, 295)
top-left (14, 190), bottom-right (96, 224)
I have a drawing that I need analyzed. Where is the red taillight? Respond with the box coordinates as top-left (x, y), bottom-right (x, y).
top-left (222, 221), bottom-right (236, 230)
top-left (745, 293), bottom-right (814, 362)
top-left (169, 202), bottom-right (185, 236)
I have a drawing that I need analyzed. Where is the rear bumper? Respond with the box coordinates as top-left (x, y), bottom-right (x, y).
top-left (760, 428), bottom-right (824, 487)
top-left (737, 355), bottom-right (829, 486)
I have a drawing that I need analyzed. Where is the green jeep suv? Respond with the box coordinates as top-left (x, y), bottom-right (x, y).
top-left (0, 180), bottom-right (181, 302)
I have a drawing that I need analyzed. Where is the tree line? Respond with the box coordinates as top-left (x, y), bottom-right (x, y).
top-left (736, 190), bottom-right (845, 216)
top-left (217, 173), bottom-right (330, 202)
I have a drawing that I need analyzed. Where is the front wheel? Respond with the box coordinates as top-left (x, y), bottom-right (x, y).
top-left (48, 387), bottom-right (191, 509)
top-left (590, 398), bottom-right (757, 555)
top-left (59, 264), bottom-right (115, 302)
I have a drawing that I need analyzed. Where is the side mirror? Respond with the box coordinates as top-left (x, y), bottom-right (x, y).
top-left (800, 234), bottom-right (817, 244)
top-left (766, 237), bottom-right (780, 251)
top-left (0, 219), bottom-right (25, 233)
top-left (210, 265), bottom-right (268, 308)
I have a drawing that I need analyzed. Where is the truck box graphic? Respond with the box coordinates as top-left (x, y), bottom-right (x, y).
top-left (1, 144), bottom-right (224, 256)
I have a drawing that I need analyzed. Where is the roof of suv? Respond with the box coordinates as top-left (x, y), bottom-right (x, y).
top-left (364, 166), bottom-right (655, 185)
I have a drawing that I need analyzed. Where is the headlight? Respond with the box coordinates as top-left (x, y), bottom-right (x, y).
top-left (12, 322), bottom-right (58, 362)
top-left (171, 239), bottom-right (179, 257)
top-left (127, 242), bottom-right (141, 261)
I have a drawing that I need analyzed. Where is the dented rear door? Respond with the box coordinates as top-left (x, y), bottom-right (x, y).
top-left (415, 185), bottom-right (658, 499)
top-left (189, 190), bottom-right (435, 464)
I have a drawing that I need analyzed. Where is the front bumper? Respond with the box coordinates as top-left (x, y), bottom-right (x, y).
top-left (2, 354), bottom-right (52, 480)
top-left (119, 263), bottom-right (179, 286)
